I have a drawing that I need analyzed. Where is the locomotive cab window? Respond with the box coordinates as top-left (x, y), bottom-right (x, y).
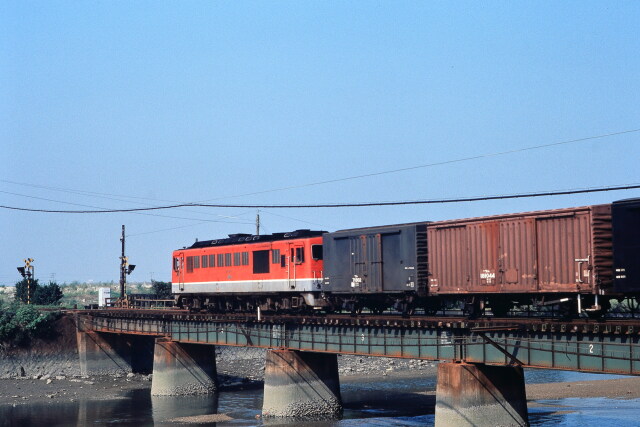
top-left (272, 249), bottom-right (281, 264)
top-left (292, 247), bottom-right (305, 264)
top-left (253, 250), bottom-right (270, 274)
top-left (186, 256), bottom-right (194, 273)
top-left (312, 245), bottom-right (323, 260)
top-left (173, 257), bottom-right (181, 272)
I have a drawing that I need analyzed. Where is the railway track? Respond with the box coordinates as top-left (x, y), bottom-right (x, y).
top-left (71, 308), bottom-right (640, 333)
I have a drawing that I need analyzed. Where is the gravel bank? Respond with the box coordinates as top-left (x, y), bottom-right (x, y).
top-left (215, 346), bottom-right (438, 381)
top-left (1, 360), bottom-right (639, 409)
top-left (526, 377), bottom-right (640, 401)
top-left (0, 345), bottom-right (439, 407)
top-left (0, 373), bottom-right (151, 406)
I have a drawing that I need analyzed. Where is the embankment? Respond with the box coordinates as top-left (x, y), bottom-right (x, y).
top-left (0, 314), bottom-right (80, 379)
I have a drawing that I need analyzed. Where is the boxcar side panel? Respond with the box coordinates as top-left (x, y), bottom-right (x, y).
top-left (499, 218), bottom-right (537, 292)
top-left (467, 221), bottom-right (500, 292)
top-left (428, 225), bottom-right (468, 294)
top-left (536, 213), bottom-right (592, 292)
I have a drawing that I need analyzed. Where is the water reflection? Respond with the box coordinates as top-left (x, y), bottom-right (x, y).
top-left (525, 369), bottom-right (627, 384)
top-left (0, 370), bottom-right (637, 426)
top-left (3, 401), bottom-right (79, 427)
top-left (151, 393), bottom-right (219, 425)
top-left (529, 398), bottom-right (640, 426)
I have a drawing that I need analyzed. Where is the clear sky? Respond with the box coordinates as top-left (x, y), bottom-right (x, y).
top-left (1, 2), bottom-right (639, 285)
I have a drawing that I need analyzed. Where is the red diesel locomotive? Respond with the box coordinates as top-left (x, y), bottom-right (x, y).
top-left (172, 230), bottom-right (326, 311)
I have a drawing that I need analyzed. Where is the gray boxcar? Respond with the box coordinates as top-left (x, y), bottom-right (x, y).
top-left (323, 223), bottom-right (429, 295)
top-left (612, 198), bottom-right (640, 294)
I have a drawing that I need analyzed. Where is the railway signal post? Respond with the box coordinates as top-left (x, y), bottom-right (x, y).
top-left (17, 258), bottom-right (34, 304)
top-left (118, 225), bottom-right (136, 306)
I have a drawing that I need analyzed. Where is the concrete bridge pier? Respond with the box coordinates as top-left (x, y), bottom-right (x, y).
top-left (77, 330), bottom-right (136, 375)
top-left (262, 349), bottom-right (342, 419)
top-left (150, 338), bottom-right (217, 396)
top-left (435, 362), bottom-right (529, 427)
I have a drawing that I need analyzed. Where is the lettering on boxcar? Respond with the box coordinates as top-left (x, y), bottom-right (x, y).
top-left (480, 269), bottom-right (496, 285)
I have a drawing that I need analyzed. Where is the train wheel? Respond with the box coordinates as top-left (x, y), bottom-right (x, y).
top-left (464, 298), bottom-right (484, 318)
top-left (404, 305), bottom-right (415, 317)
top-left (625, 297), bottom-right (640, 317)
top-left (584, 297), bottom-right (611, 319)
top-left (176, 296), bottom-right (185, 309)
top-left (557, 298), bottom-right (578, 318)
top-left (489, 297), bottom-right (512, 317)
top-left (346, 301), bottom-right (359, 316)
top-left (424, 298), bottom-right (442, 316)
top-left (368, 302), bottom-right (387, 315)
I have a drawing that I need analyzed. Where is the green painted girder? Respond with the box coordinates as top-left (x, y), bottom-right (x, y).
top-left (80, 314), bottom-right (640, 376)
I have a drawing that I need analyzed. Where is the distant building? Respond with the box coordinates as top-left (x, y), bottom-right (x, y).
top-left (98, 287), bottom-right (111, 307)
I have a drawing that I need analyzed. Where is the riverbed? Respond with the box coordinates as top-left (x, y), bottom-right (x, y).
top-left (1, 367), bottom-right (639, 426)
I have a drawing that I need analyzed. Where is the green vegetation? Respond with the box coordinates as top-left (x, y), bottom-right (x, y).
top-left (0, 281), bottom-right (170, 309)
top-left (151, 280), bottom-right (172, 299)
top-left (0, 302), bottom-right (60, 346)
top-left (14, 279), bottom-right (63, 305)
top-left (58, 281), bottom-right (158, 308)
top-left (15, 279), bottom-right (64, 306)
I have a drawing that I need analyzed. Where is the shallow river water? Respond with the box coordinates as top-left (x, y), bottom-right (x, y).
top-left (1, 370), bottom-right (638, 426)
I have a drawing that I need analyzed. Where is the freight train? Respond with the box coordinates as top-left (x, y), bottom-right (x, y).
top-left (171, 198), bottom-right (640, 317)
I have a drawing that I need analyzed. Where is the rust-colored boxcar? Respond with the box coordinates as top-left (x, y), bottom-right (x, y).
top-left (427, 204), bottom-right (613, 296)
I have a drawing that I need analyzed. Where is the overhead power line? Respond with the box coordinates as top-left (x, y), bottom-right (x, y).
top-left (2, 127), bottom-right (637, 208)
top-left (195, 128), bottom-right (640, 202)
top-left (0, 190), bottom-right (253, 224)
top-left (0, 181), bottom-right (252, 222)
top-left (1, 184), bottom-right (639, 213)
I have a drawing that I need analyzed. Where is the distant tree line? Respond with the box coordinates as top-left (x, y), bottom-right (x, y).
top-left (14, 279), bottom-right (64, 306)
top-left (151, 280), bottom-right (172, 299)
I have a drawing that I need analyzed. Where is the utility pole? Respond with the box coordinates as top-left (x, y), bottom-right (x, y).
top-left (17, 258), bottom-right (34, 304)
top-left (119, 225), bottom-right (136, 303)
top-left (256, 210), bottom-right (260, 236)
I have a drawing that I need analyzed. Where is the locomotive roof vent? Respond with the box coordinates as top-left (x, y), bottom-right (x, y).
top-left (184, 229), bottom-right (326, 249)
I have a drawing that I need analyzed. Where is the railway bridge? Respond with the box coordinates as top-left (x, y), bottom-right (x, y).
top-left (76, 310), bottom-right (640, 426)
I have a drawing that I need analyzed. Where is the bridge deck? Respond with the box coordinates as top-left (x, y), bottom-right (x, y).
top-left (77, 310), bottom-right (640, 376)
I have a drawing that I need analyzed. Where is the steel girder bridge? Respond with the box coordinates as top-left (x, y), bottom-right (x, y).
top-left (77, 310), bottom-right (640, 375)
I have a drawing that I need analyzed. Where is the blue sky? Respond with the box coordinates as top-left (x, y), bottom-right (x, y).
top-left (1, 2), bottom-right (639, 284)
